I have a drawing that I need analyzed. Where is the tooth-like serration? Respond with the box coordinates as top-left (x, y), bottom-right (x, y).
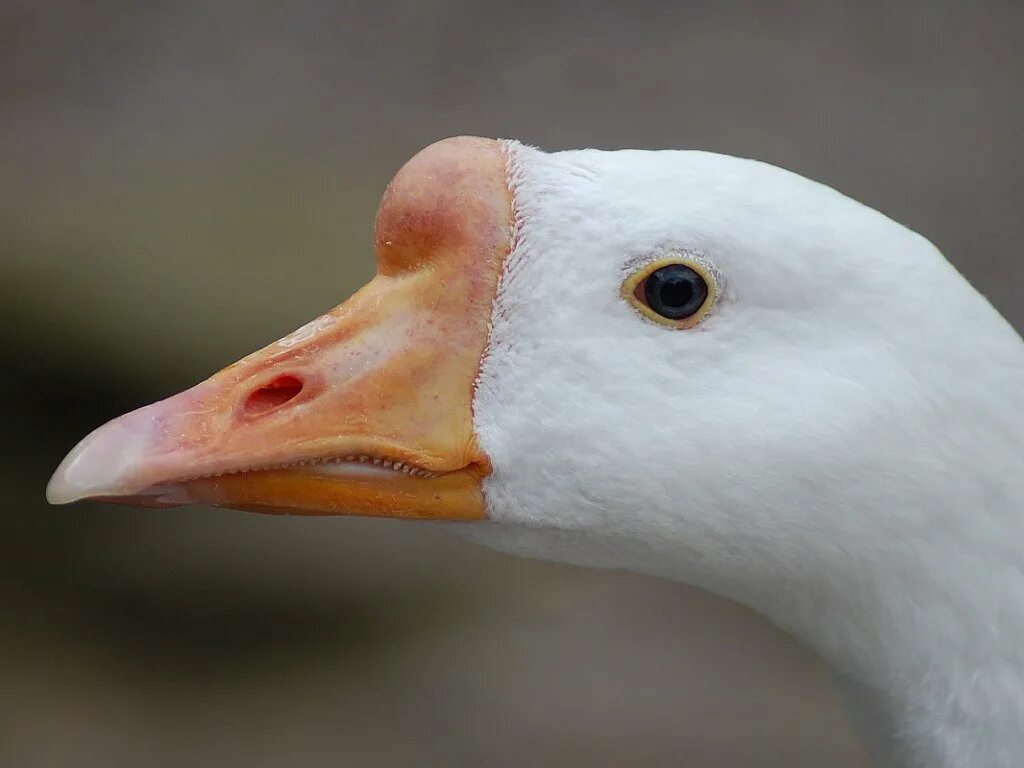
top-left (164, 452), bottom-right (439, 486)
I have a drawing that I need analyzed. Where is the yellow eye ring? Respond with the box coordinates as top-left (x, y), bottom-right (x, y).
top-left (622, 257), bottom-right (718, 329)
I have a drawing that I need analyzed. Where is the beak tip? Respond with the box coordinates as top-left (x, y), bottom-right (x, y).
top-left (46, 410), bottom-right (159, 506)
top-left (46, 439), bottom-right (108, 505)
top-left (45, 471), bottom-right (83, 505)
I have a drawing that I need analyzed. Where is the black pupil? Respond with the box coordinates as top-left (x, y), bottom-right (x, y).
top-left (643, 264), bottom-right (708, 320)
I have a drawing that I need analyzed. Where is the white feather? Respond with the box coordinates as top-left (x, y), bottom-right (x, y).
top-left (463, 141), bottom-right (1024, 767)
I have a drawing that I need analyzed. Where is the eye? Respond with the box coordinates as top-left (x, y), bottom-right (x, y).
top-left (622, 257), bottom-right (717, 328)
top-left (643, 264), bottom-right (707, 319)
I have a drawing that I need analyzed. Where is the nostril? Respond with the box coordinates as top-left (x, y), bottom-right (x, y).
top-left (244, 375), bottom-right (304, 416)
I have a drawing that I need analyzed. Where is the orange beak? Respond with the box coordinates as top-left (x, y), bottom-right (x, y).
top-left (46, 137), bottom-right (511, 520)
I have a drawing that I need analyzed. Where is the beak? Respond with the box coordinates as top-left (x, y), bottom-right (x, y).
top-left (46, 136), bottom-right (511, 520)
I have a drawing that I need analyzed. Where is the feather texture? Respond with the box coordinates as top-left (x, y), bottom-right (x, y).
top-left (463, 141), bottom-right (1024, 767)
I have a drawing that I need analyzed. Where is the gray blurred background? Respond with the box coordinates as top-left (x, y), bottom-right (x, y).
top-left (3, 2), bottom-right (1021, 766)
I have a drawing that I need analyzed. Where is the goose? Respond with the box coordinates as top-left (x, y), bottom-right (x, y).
top-left (47, 136), bottom-right (1024, 767)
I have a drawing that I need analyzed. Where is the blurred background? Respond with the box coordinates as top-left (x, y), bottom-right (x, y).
top-left (3, 1), bottom-right (1021, 765)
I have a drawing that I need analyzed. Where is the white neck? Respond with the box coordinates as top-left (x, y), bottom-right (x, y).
top-left (777, 538), bottom-right (1024, 767)
top-left (464, 474), bottom-right (1024, 768)
top-left (517, 509), bottom-right (1014, 767)
top-left (625, 459), bottom-right (1024, 767)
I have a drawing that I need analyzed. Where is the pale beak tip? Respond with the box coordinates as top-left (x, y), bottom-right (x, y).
top-left (46, 411), bottom-right (158, 506)
top-left (46, 433), bottom-right (113, 505)
top-left (45, 471), bottom-right (84, 505)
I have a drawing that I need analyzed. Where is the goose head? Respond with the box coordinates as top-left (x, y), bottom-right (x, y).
top-left (48, 136), bottom-right (1024, 766)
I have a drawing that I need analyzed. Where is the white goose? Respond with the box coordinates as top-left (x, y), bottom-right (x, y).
top-left (48, 137), bottom-right (1024, 767)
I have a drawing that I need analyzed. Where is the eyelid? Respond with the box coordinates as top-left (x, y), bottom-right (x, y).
top-left (621, 254), bottom-right (719, 329)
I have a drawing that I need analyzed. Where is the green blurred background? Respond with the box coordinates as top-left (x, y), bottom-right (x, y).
top-left (3, 2), bottom-right (1021, 766)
